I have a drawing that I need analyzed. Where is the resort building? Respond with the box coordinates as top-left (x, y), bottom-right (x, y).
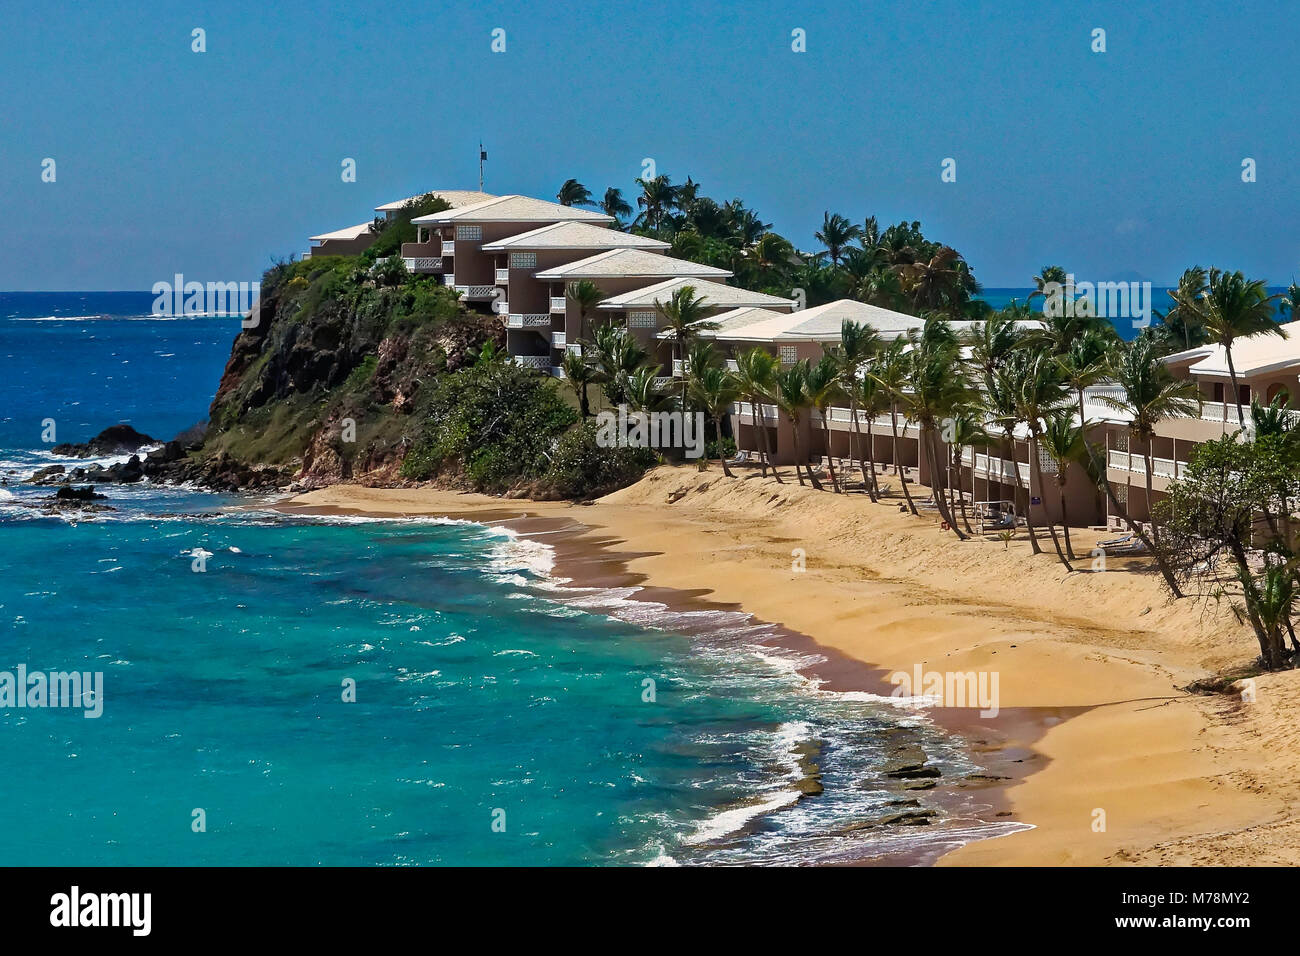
top-left (480, 222), bottom-right (671, 364)
top-left (1095, 321), bottom-right (1300, 527)
top-left (406, 195), bottom-right (614, 308)
top-left (534, 250), bottom-right (736, 372)
top-left (308, 189), bottom-right (495, 258)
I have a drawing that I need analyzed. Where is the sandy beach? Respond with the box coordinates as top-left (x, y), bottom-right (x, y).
top-left (279, 464), bottom-right (1300, 865)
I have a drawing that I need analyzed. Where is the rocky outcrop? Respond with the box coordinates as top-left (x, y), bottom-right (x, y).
top-left (51, 424), bottom-right (157, 458)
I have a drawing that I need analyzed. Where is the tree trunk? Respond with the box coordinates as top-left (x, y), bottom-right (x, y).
top-left (1031, 433), bottom-right (1073, 570)
top-left (958, 452), bottom-right (975, 535)
top-left (1226, 345), bottom-right (1246, 429)
top-left (1007, 429), bottom-right (1041, 554)
top-left (715, 413), bottom-right (732, 477)
top-left (1058, 475), bottom-right (1075, 560)
top-left (1228, 536), bottom-right (1283, 669)
top-left (864, 416), bottom-right (880, 499)
top-left (849, 394), bottom-right (875, 501)
top-left (924, 427), bottom-right (966, 539)
top-left (890, 404), bottom-right (918, 515)
top-left (751, 397), bottom-right (781, 483)
top-left (820, 412), bottom-right (840, 492)
top-left (1076, 388), bottom-right (1185, 598)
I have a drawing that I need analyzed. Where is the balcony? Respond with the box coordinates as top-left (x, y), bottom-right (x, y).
top-left (565, 343), bottom-right (582, 357)
top-left (402, 256), bottom-right (443, 273)
top-left (505, 313), bottom-right (551, 329)
top-left (672, 358), bottom-right (685, 377)
top-left (551, 365), bottom-right (565, 378)
top-left (552, 331), bottom-right (566, 348)
top-left (441, 240), bottom-right (456, 256)
top-left (1107, 450), bottom-right (1189, 479)
top-left (973, 452), bottom-right (1030, 484)
top-left (454, 284), bottom-right (498, 301)
top-left (495, 268), bottom-right (510, 285)
top-left (511, 355), bottom-right (550, 370)
top-left (550, 297), bottom-right (567, 313)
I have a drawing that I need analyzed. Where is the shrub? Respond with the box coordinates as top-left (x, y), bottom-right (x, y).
top-left (534, 421), bottom-right (659, 499)
top-left (401, 352), bottom-right (578, 491)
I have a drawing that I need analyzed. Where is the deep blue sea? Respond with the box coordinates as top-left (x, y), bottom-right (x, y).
top-left (0, 293), bottom-right (1018, 865)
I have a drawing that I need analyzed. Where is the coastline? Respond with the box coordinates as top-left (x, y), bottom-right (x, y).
top-left (278, 464), bottom-right (1300, 866)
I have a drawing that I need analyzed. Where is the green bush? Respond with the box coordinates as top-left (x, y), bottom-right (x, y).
top-left (535, 421), bottom-right (659, 499)
top-left (365, 194), bottom-right (454, 260)
top-left (401, 352), bottom-right (578, 491)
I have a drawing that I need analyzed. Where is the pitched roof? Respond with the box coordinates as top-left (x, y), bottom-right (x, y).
top-left (481, 221), bottom-right (668, 252)
top-left (535, 249), bottom-right (729, 281)
top-left (375, 190), bottom-right (496, 212)
top-left (697, 298), bottom-right (925, 342)
top-left (1185, 322), bottom-right (1299, 377)
top-left (309, 222), bottom-right (374, 242)
top-left (411, 194), bottom-right (613, 225)
top-left (598, 277), bottom-right (795, 310)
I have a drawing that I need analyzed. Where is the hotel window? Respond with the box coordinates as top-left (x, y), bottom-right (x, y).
top-left (779, 346), bottom-right (798, 366)
top-left (456, 225), bottom-right (482, 241)
top-left (509, 252), bottom-right (537, 270)
top-left (1113, 432), bottom-right (1128, 452)
top-left (629, 311), bottom-right (656, 329)
top-left (1037, 445), bottom-right (1057, 474)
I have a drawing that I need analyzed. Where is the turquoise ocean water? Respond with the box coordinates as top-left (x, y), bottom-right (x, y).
top-left (0, 294), bottom-right (1017, 865)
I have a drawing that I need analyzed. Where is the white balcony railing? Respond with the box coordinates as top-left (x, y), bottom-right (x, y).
top-left (973, 453), bottom-right (1030, 483)
top-left (550, 297), bottom-right (567, 313)
top-left (551, 365), bottom-right (565, 378)
top-left (511, 355), bottom-right (550, 370)
top-left (672, 358), bottom-right (685, 377)
top-left (505, 313), bottom-right (551, 329)
top-left (455, 284), bottom-right (498, 300)
top-left (441, 240), bottom-right (456, 256)
top-left (565, 343), bottom-right (582, 357)
top-left (552, 331), bottom-right (566, 347)
top-left (495, 268), bottom-right (509, 284)
top-left (1107, 450), bottom-right (1189, 479)
top-left (403, 257), bottom-right (442, 273)
top-left (653, 376), bottom-right (676, 390)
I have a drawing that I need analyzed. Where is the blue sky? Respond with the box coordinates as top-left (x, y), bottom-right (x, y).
top-left (2, 0), bottom-right (1297, 290)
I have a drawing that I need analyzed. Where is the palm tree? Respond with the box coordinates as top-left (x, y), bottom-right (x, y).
top-left (1040, 412), bottom-right (1088, 561)
top-left (815, 212), bottom-right (861, 267)
top-left (626, 365), bottom-right (671, 413)
top-left (600, 187), bottom-right (633, 227)
top-left (561, 349), bottom-right (597, 419)
top-left (656, 285), bottom-right (717, 406)
top-left (945, 410), bottom-right (995, 535)
top-left (1163, 266), bottom-right (1209, 351)
top-left (901, 318), bottom-right (970, 538)
top-left (1096, 336), bottom-right (1202, 597)
top-left (688, 364), bottom-right (741, 477)
top-left (772, 360), bottom-right (822, 489)
top-left (806, 355), bottom-right (844, 493)
top-left (1280, 280), bottom-right (1300, 323)
top-left (589, 325), bottom-right (650, 408)
top-left (894, 246), bottom-right (976, 316)
top-left (1011, 349), bottom-right (1076, 570)
top-left (1185, 269), bottom-right (1284, 428)
top-left (829, 319), bottom-right (881, 495)
top-left (987, 356), bottom-right (1041, 554)
top-left (850, 371), bottom-right (890, 503)
top-left (635, 175), bottom-right (678, 233)
top-left (871, 338), bottom-right (918, 514)
top-left (557, 179), bottom-right (594, 207)
top-left (1027, 265), bottom-right (1068, 303)
top-left (566, 279), bottom-right (607, 343)
top-left (733, 348), bottom-right (781, 482)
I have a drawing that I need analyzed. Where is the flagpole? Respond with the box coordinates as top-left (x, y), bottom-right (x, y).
top-left (479, 141), bottom-right (484, 192)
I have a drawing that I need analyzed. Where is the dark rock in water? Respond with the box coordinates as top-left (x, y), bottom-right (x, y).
top-left (28, 464), bottom-right (66, 484)
top-left (884, 763), bottom-right (942, 780)
top-left (51, 424), bottom-right (157, 459)
top-left (146, 441), bottom-right (185, 464)
top-left (879, 809), bottom-right (935, 826)
top-left (55, 485), bottom-right (106, 501)
top-left (901, 780), bottom-right (938, 791)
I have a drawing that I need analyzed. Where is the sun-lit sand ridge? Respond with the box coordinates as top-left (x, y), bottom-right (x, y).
top-left (284, 464), bottom-right (1300, 865)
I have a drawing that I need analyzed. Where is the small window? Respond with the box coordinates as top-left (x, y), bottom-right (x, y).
top-left (509, 252), bottom-right (537, 270)
top-left (456, 225), bottom-right (482, 241)
top-left (779, 346), bottom-right (798, 366)
top-left (629, 311), bottom-right (656, 329)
